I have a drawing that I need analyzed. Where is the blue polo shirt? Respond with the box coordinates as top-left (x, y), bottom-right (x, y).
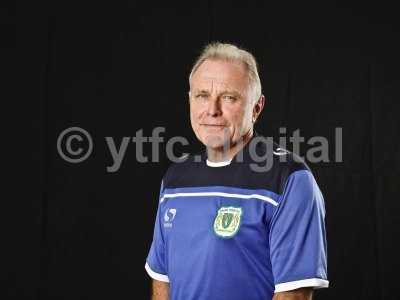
top-left (145, 136), bottom-right (328, 300)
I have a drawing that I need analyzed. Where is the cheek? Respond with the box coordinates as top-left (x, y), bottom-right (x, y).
top-left (189, 104), bottom-right (196, 119)
top-left (192, 104), bottom-right (207, 121)
top-left (241, 103), bottom-right (254, 121)
top-left (190, 104), bottom-right (202, 126)
top-left (226, 105), bottom-right (252, 133)
top-left (226, 106), bottom-right (245, 125)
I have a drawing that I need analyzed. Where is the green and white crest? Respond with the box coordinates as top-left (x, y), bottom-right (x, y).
top-left (213, 206), bottom-right (243, 238)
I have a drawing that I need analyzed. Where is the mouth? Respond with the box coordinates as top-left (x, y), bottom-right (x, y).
top-left (201, 124), bottom-right (226, 127)
top-left (200, 124), bottom-right (227, 133)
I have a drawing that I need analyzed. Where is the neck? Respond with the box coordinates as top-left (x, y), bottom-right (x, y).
top-left (206, 129), bottom-right (254, 162)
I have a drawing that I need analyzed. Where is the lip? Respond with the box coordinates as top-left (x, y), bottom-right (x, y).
top-left (201, 124), bottom-right (226, 127)
top-left (201, 124), bottom-right (226, 132)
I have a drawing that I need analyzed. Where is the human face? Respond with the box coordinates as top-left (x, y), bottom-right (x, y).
top-left (189, 59), bottom-right (259, 152)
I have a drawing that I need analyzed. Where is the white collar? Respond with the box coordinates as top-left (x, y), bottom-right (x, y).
top-left (206, 159), bottom-right (232, 167)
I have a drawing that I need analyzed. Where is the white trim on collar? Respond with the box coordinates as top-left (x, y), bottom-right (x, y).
top-left (206, 159), bottom-right (232, 167)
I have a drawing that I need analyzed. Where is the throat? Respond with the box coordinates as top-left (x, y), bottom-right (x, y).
top-left (206, 131), bottom-right (253, 163)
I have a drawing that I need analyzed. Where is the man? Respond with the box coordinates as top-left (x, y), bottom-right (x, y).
top-left (145, 43), bottom-right (328, 300)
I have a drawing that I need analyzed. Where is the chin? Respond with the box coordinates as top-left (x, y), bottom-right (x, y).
top-left (201, 134), bottom-right (230, 149)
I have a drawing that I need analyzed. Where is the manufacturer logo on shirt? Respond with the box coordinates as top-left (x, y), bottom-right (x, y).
top-left (164, 208), bottom-right (177, 228)
top-left (273, 147), bottom-right (289, 156)
top-left (213, 206), bottom-right (242, 238)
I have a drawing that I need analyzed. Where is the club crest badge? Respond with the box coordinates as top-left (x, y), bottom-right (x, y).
top-left (213, 206), bottom-right (243, 238)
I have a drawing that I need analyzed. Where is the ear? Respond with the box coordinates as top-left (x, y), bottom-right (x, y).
top-left (252, 94), bottom-right (265, 123)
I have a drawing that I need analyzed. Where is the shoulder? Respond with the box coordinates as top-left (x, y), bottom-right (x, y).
top-left (243, 134), bottom-right (312, 195)
top-left (161, 151), bottom-right (205, 188)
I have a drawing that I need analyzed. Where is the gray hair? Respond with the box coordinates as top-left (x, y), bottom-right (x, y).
top-left (189, 42), bottom-right (262, 102)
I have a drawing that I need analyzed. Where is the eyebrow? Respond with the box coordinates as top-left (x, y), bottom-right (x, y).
top-left (194, 89), bottom-right (210, 94)
top-left (193, 89), bottom-right (243, 97)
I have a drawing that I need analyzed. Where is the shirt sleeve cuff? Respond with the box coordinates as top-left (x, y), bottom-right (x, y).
top-left (145, 262), bottom-right (170, 283)
top-left (275, 278), bottom-right (329, 292)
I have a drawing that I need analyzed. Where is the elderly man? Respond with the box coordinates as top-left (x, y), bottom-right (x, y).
top-left (145, 43), bottom-right (328, 300)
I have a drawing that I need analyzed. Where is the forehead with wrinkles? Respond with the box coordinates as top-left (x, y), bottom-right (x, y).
top-left (190, 59), bottom-right (250, 96)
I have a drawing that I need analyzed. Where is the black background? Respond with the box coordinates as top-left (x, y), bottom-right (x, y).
top-left (6, 0), bottom-right (400, 299)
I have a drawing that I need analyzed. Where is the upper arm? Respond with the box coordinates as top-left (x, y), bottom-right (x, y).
top-left (270, 170), bottom-right (329, 292)
top-left (273, 287), bottom-right (313, 300)
top-left (146, 180), bottom-right (170, 283)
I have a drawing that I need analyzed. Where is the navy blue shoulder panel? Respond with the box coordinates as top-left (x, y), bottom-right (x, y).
top-left (162, 134), bottom-right (310, 195)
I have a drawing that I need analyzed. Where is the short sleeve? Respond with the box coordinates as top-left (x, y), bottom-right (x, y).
top-left (269, 170), bottom-right (328, 292)
top-left (145, 180), bottom-right (169, 282)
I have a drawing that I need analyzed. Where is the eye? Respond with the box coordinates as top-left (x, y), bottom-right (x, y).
top-left (222, 95), bottom-right (237, 101)
top-left (195, 93), bottom-right (209, 100)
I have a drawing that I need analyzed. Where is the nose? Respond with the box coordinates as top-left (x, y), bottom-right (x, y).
top-left (206, 98), bottom-right (222, 117)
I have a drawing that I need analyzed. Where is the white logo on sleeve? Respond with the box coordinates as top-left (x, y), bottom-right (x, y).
top-left (164, 208), bottom-right (177, 227)
top-left (273, 148), bottom-right (289, 156)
